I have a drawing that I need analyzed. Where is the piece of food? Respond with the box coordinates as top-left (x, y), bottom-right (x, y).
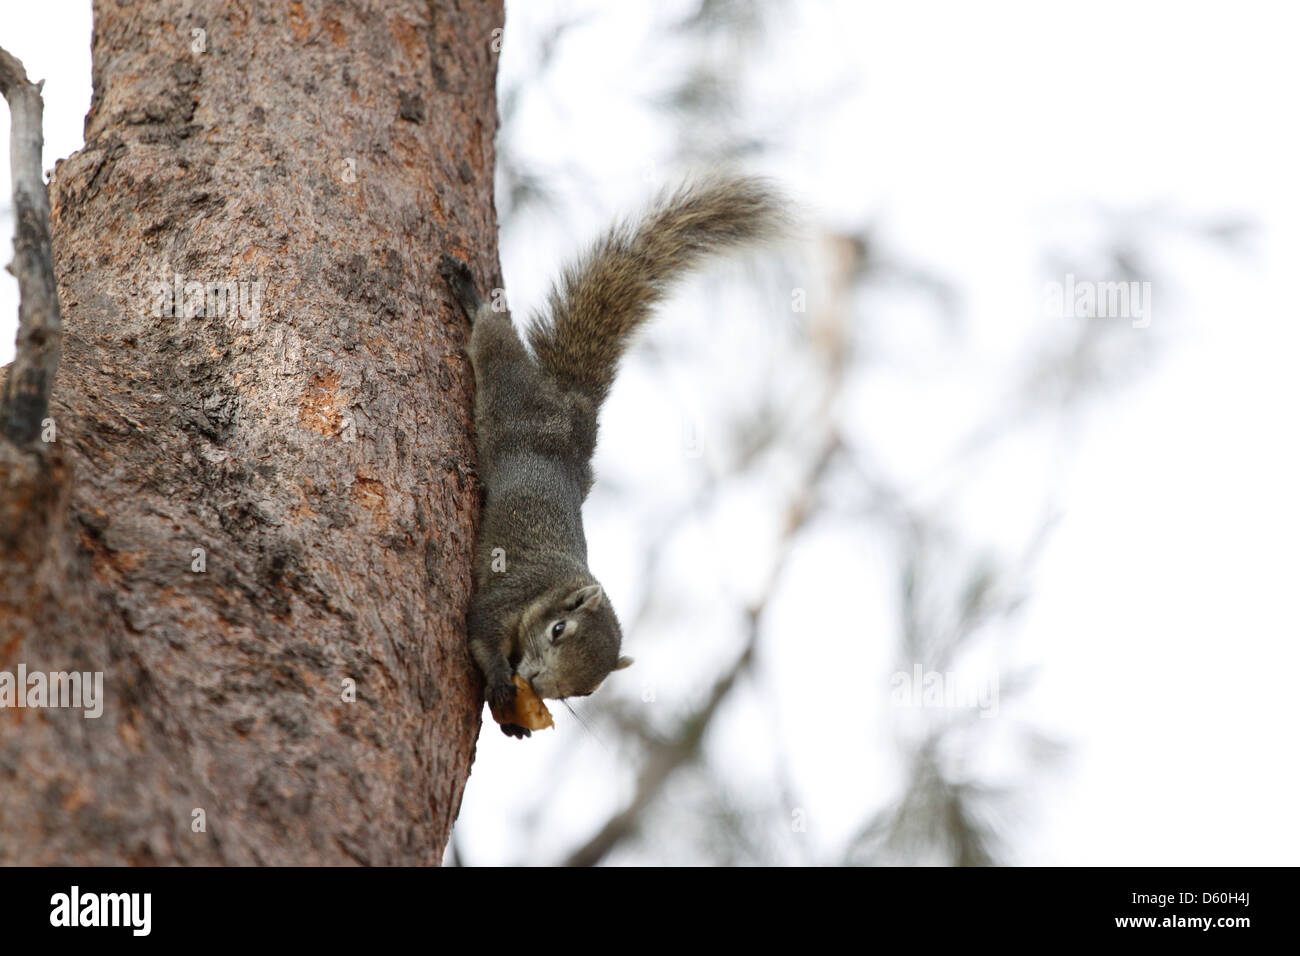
top-left (490, 674), bottom-right (554, 731)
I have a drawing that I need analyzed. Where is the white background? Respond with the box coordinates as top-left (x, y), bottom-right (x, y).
top-left (3, 1), bottom-right (1296, 865)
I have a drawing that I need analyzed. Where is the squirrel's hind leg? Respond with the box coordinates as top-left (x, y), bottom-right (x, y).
top-left (438, 253), bottom-right (483, 321)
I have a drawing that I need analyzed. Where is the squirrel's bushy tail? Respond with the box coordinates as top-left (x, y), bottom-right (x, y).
top-left (528, 176), bottom-right (787, 405)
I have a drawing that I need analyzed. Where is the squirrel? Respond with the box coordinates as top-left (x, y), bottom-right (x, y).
top-left (440, 176), bottom-right (787, 737)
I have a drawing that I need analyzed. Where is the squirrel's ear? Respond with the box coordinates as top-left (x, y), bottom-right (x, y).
top-left (614, 656), bottom-right (634, 671)
top-left (566, 584), bottom-right (604, 612)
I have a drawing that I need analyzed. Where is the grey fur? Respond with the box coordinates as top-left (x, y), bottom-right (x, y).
top-left (441, 176), bottom-right (786, 737)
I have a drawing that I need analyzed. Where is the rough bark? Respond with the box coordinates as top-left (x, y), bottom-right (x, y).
top-left (0, 0), bottom-right (501, 865)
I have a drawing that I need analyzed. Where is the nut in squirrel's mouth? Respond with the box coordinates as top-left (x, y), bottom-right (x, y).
top-left (490, 674), bottom-right (555, 732)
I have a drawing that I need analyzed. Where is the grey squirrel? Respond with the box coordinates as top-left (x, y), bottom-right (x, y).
top-left (440, 176), bottom-right (786, 737)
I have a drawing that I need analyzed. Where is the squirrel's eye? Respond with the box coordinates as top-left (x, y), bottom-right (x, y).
top-left (550, 621), bottom-right (566, 643)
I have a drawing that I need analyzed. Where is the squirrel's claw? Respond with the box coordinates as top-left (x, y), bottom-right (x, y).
top-left (486, 677), bottom-right (530, 737)
top-left (438, 253), bottom-right (482, 320)
top-left (486, 671), bottom-right (530, 738)
top-left (486, 674), bottom-right (517, 716)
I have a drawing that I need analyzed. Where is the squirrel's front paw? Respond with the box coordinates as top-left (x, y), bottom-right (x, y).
top-left (438, 254), bottom-right (481, 319)
top-left (486, 674), bottom-right (517, 716)
top-left (500, 722), bottom-right (532, 739)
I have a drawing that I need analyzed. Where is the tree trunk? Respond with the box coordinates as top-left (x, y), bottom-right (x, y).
top-left (0, 0), bottom-right (500, 865)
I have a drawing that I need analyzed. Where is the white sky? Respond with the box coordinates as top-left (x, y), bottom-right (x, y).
top-left (3, 1), bottom-right (1296, 865)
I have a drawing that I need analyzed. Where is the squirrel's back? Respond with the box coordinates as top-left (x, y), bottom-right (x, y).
top-left (527, 176), bottom-right (787, 407)
top-left (463, 175), bottom-right (788, 727)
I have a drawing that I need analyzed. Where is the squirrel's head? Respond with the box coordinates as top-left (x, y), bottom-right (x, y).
top-left (517, 582), bottom-right (632, 700)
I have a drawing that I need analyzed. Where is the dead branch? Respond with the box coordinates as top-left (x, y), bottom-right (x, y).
top-left (0, 47), bottom-right (61, 448)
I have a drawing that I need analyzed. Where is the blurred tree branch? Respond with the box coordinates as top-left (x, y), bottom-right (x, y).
top-left (468, 0), bottom-right (1247, 867)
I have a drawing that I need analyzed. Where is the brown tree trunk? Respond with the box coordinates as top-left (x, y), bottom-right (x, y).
top-left (0, 0), bottom-right (500, 865)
